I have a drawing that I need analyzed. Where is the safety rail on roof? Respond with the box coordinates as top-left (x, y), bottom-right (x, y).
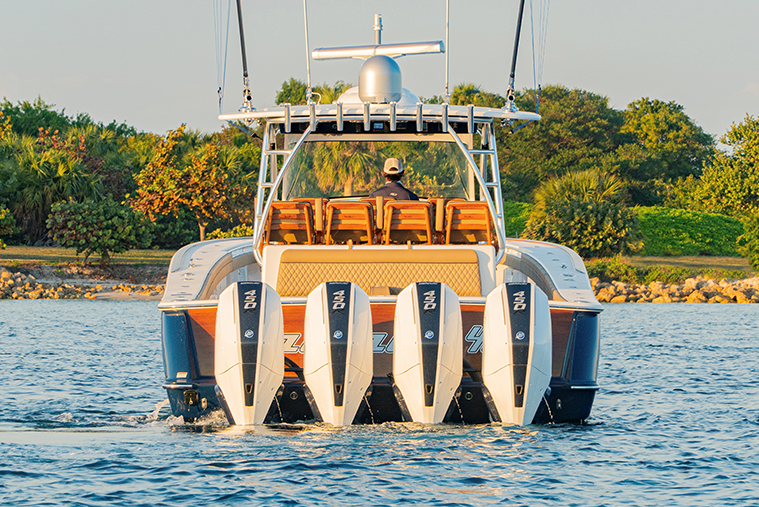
top-left (241, 105), bottom-right (540, 266)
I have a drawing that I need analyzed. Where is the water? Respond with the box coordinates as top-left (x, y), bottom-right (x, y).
top-left (1, 301), bottom-right (758, 506)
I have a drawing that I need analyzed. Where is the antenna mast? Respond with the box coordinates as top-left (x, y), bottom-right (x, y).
top-left (235, 0), bottom-right (253, 112)
top-left (505, 0), bottom-right (526, 112)
top-left (303, 0), bottom-right (313, 104)
top-left (444, 0), bottom-right (450, 104)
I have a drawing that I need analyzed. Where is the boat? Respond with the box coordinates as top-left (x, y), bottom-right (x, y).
top-left (158, 1), bottom-right (602, 426)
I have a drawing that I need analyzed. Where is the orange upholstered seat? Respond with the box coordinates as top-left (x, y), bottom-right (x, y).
top-left (383, 201), bottom-right (433, 245)
top-left (325, 201), bottom-right (375, 245)
top-left (263, 201), bottom-right (315, 246)
top-left (445, 201), bottom-right (493, 245)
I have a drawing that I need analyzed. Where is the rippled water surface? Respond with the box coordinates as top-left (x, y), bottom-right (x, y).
top-left (1, 301), bottom-right (758, 505)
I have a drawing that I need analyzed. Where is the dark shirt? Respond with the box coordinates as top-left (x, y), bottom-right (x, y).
top-left (369, 181), bottom-right (419, 200)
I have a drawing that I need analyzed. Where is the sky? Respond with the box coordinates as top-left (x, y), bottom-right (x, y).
top-left (1, 0), bottom-right (758, 140)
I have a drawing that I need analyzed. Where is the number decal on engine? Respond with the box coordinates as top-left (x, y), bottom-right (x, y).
top-left (512, 290), bottom-right (526, 312)
top-left (243, 289), bottom-right (258, 310)
top-left (423, 290), bottom-right (437, 311)
top-left (332, 289), bottom-right (346, 311)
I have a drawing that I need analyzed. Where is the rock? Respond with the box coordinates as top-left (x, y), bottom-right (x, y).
top-left (610, 295), bottom-right (627, 303)
top-left (686, 291), bottom-right (707, 303)
top-left (652, 295), bottom-right (673, 303)
top-left (708, 294), bottom-right (733, 304)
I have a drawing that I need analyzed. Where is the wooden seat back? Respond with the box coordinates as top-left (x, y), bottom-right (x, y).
top-left (292, 197), bottom-right (327, 243)
top-left (384, 201), bottom-right (433, 245)
top-left (264, 201), bottom-right (314, 246)
top-left (325, 201), bottom-right (375, 245)
top-left (445, 201), bottom-right (493, 245)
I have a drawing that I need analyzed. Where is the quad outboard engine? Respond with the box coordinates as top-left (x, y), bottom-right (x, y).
top-left (215, 281), bottom-right (284, 426)
top-left (482, 282), bottom-right (552, 425)
top-left (303, 282), bottom-right (373, 426)
top-left (393, 282), bottom-right (462, 424)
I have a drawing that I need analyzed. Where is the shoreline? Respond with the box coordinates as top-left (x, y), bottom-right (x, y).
top-left (1, 265), bottom-right (165, 301)
top-left (2, 264), bottom-right (759, 303)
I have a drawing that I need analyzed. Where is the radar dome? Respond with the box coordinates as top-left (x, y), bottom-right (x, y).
top-left (358, 55), bottom-right (402, 103)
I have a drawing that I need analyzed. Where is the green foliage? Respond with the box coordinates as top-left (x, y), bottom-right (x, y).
top-left (207, 223), bottom-right (256, 239)
top-left (502, 201), bottom-right (533, 237)
top-left (525, 169), bottom-right (641, 257)
top-left (636, 206), bottom-right (744, 256)
top-left (46, 198), bottom-right (154, 265)
top-left (501, 85), bottom-right (625, 201)
top-left (586, 256), bottom-right (747, 284)
top-left (275, 79), bottom-right (353, 105)
top-left (695, 114), bottom-right (759, 216)
top-left (737, 213), bottom-right (759, 271)
top-left (131, 126), bottom-right (250, 241)
top-left (0, 206), bottom-right (16, 249)
top-left (621, 98), bottom-right (714, 180)
top-left (1, 97), bottom-right (136, 138)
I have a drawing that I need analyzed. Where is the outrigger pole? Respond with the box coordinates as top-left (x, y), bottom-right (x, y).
top-left (505, 0), bottom-right (526, 112)
top-left (235, 0), bottom-right (253, 112)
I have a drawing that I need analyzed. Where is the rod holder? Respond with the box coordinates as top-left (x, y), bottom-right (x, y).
top-left (309, 103), bottom-right (316, 127)
top-left (363, 102), bottom-right (371, 131)
top-left (337, 102), bottom-right (343, 131)
top-left (416, 103), bottom-right (423, 132)
top-left (390, 102), bottom-right (397, 132)
top-left (467, 104), bottom-right (474, 134)
top-left (442, 104), bottom-right (448, 133)
top-left (284, 103), bottom-right (291, 133)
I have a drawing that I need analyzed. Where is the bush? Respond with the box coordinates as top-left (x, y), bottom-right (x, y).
top-left (207, 223), bottom-right (255, 239)
top-left (636, 206), bottom-right (744, 256)
top-left (503, 201), bottom-right (533, 238)
top-left (739, 213), bottom-right (759, 270)
top-left (47, 198), bottom-right (154, 265)
top-left (0, 206), bottom-right (15, 249)
top-left (525, 169), bottom-right (641, 258)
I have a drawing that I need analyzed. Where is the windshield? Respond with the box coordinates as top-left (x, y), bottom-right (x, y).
top-left (283, 140), bottom-right (472, 200)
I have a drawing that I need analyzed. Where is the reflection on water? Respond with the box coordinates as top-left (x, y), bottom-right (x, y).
top-left (1, 301), bottom-right (759, 505)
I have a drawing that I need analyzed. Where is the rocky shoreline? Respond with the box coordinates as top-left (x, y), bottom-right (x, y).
top-left (0, 267), bottom-right (165, 300)
top-left (592, 277), bottom-right (759, 304)
top-left (3, 265), bottom-right (759, 303)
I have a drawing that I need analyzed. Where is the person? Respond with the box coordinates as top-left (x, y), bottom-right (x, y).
top-left (369, 158), bottom-right (419, 200)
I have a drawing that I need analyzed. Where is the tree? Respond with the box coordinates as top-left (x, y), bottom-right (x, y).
top-left (131, 125), bottom-right (240, 241)
top-left (524, 169), bottom-right (640, 257)
top-left (0, 127), bottom-right (103, 243)
top-left (47, 198), bottom-right (153, 265)
top-left (695, 114), bottom-right (759, 216)
top-left (621, 98), bottom-right (714, 181)
top-left (0, 206), bottom-right (15, 249)
top-left (275, 79), bottom-right (353, 105)
top-left (500, 85), bottom-right (625, 201)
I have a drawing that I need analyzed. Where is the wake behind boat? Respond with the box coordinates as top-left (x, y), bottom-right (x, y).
top-left (158, 1), bottom-right (601, 426)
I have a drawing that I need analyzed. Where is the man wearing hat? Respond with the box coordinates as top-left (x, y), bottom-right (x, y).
top-left (369, 158), bottom-right (419, 200)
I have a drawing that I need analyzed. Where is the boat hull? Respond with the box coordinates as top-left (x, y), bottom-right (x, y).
top-left (160, 302), bottom-right (600, 424)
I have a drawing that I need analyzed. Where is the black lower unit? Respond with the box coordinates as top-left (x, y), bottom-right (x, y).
top-left (164, 377), bottom-right (597, 425)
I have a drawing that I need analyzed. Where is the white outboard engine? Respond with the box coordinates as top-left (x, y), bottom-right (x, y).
top-left (215, 281), bottom-right (284, 426)
top-left (393, 282), bottom-right (462, 424)
top-left (303, 282), bottom-right (373, 426)
top-left (482, 282), bottom-right (552, 425)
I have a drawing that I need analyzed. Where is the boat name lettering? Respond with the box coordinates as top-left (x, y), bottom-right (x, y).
top-left (283, 333), bottom-right (304, 354)
top-left (464, 325), bottom-right (483, 354)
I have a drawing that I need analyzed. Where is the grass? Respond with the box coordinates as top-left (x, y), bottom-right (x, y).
top-left (622, 255), bottom-right (754, 277)
top-left (0, 246), bottom-right (175, 266)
